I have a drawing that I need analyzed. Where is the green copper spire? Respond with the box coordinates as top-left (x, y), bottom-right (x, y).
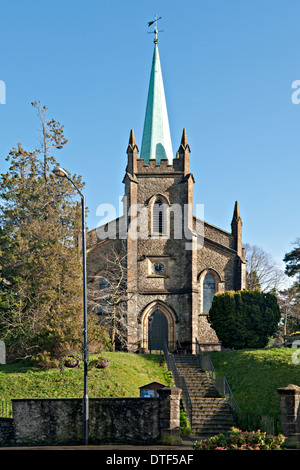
top-left (140, 21), bottom-right (173, 164)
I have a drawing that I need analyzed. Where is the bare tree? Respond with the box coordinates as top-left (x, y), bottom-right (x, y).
top-left (278, 285), bottom-right (300, 336)
top-left (88, 243), bottom-right (130, 350)
top-left (243, 243), bottom-right (288, 292)
top-left (31, 101), bottom-right (68, 181)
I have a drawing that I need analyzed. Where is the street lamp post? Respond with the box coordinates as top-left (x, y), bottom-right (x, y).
top-left (53, 166), bottom-right (89, 445)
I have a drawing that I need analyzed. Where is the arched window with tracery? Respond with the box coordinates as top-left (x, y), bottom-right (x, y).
top-left (202, 273), bottom-right (216, 313)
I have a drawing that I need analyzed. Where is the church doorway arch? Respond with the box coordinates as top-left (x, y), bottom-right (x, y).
top-left (141, 301), bottom-right (176, 352)
top-left (148, 309), bottom-right (168, 352)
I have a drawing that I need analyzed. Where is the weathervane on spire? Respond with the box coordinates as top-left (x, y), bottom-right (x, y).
top-left (147, 15), bottom-right (164, 44)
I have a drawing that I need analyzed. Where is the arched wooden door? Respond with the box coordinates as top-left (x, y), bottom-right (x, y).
top-left (148, 309), bottom-right (168, 352)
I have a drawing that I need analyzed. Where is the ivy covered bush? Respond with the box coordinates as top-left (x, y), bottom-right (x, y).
top-left (193, 428), bottom-right (286, 451)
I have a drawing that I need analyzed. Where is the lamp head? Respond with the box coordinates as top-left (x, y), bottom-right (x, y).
top-left (53, 166), bottom-right (67, 178)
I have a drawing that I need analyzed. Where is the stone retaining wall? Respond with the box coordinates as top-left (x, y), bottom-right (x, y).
top-left (0, 386), bottom-right (181, 447)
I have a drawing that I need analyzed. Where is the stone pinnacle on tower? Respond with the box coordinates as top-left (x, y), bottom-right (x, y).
top-left (231, 201), bottom-right (243, 257)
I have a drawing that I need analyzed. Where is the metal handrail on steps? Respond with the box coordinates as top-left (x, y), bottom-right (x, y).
top-left (0, 399), bottom-right (12, 418)
top-left (195, 338), bottom-right (241, 414)
top-left (163, 341), bottom-right (193, 427)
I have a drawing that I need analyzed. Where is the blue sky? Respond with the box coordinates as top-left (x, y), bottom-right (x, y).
top-left (1, 0), bottom-right (300, 270)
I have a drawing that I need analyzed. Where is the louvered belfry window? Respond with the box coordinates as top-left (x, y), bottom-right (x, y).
top-left (153, 199), bottom-right (164, 234)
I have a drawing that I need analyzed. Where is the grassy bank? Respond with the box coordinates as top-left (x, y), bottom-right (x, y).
top-left (1, 349), bottom-right (299, 420)
top-left (210, 348), bottom-right (300, 417)
top-left (0, 352), bottom-right (172, 400)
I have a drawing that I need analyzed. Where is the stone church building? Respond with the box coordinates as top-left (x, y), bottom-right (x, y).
top-left (86, 37), bottom-right (246, 354)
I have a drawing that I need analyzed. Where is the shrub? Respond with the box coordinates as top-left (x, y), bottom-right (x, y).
top-left (31, 351), bottom-right (61, 369)
top-left (208, 289), bottom-right (281, 349)
top-left (180, 405), bottom-right (191, 437)
top-left (193, 427), bottom-right (286, 450)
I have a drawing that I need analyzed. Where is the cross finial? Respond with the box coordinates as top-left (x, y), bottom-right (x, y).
top-left (147, 15), bottom-right (163, 44)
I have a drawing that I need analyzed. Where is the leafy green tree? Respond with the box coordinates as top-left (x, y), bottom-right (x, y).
top-left (282, 239), bottom-right (300, 336)
top-left (0, 102), bottom-right (107, 365)
top-left (283, 238), bottom-right (300, 281)
top-left (208, 290), bottom-right (281, 349)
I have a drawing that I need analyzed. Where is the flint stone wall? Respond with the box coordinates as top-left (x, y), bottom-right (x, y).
top-left (0, 386), bottom-right (181, 447)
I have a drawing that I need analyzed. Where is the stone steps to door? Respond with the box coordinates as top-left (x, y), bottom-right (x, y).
top-left (192, 408), bottom-right (235, 421)
top-left (172, 354), bottom-right (236, 439)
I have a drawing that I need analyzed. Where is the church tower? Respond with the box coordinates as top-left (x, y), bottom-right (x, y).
top-left (124, 24), bottom-right (199, 353)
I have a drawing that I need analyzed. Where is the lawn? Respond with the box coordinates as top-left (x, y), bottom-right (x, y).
top-left (0, 352), bottom-right (172, 401)
top-left (209, 348), bottom-right (300, 417)
top-left (1, 348), bottom-right (299, 420)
